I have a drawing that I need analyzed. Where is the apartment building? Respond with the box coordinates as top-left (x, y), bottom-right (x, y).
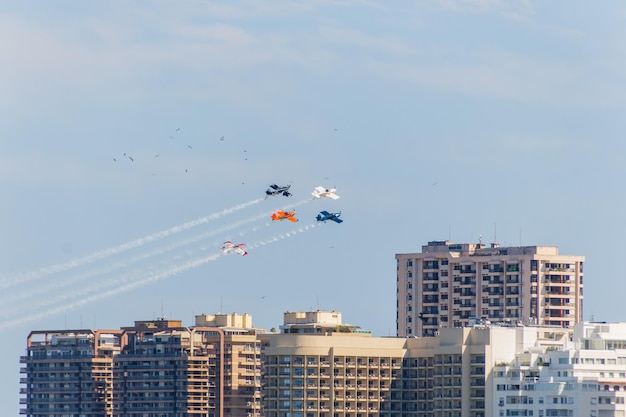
top-left (195, 313), bottom-right (264, 417)
top-left (113, 318), bottom-right (224, 417)
top-left (20, 314), bottom-right (264, 417)
top-left (20, 329), bottom-right (122, 416)
top-left (396, 240), bottom-right (584, 337)
top-left (261, 310), bottom-right (539, 417)
top-left (494, 322), bottom-right (626, 417)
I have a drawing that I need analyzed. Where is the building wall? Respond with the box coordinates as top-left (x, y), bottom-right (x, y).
top-left (396, 241), bottom-right (584, 337)
top-left (20, 330), bottom-right (121, 417)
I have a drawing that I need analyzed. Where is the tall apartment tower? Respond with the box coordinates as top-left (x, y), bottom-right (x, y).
top-left (19, 329), bottom-right (122, 416)
top-left (396, 241), bottom-right (584, 337)
top-left (113, 318), bottom-right (225, 417)
top-left (261, 311), bottom-right (409, 417)
top-left (195, 313), bottom-right (264, 417)
top-left (261, 309), bottom-right (548, 417)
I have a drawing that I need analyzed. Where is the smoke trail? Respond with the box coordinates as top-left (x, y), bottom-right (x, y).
top-left (0, 221), bottom-right (319, 330)
top-left (0, 198), bottom-right (265, 290)
top-left (0, 212), bottom-right (273, 309)
top-left (0, 253), bottom-right (223, 330)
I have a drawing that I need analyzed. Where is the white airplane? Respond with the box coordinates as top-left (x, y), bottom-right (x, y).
top-left (311, 186), bottom-right (340, 200)
top-left (221, 241), bottom-right (248, 256)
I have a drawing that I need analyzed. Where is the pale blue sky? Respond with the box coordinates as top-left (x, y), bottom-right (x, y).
top-left (2, 1), bottom-right (626, 414)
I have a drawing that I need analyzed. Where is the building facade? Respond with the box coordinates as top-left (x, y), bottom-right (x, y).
top-left (494, 322), bottom-right (626, 417)
top-left (261, 311), bottom-right (536, 417)
top-left (20, 329), bottom-right (122, 416)
top-left (20, 314), bottom-right (264, 417)
top-left (396, 241), bottom-right (585, 337)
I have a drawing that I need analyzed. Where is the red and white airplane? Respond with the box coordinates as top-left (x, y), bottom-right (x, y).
top-left (221, 241), bottom-right (248, 256)
top-left (311, 186), bottom-right (340, 200)
top-left (271, 209), bottom-right (299, 222)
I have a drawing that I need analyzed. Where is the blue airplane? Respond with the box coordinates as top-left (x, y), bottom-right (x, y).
top-left (316, 210), bottom-right (343, 223)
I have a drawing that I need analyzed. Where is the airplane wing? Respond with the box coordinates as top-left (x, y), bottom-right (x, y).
top-left (233, 245), bottom-right (248, 256)
top-left (320, 210), bottom-right (331, 216)
top-left (312, 186), bottom-right (325, 198)
top-left (287, 216), bottom-right (298, 222)
top-left (331, 217), bottom-right (343, 223)
top-left (271, 210), bottom-right (285, 220)
top-left (327, 192), bottom-right (340, 200)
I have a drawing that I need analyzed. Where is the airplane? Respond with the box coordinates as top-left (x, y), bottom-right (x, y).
top-left (271, 209), bottom-right (298, 222)
top-left (221, 241), bottom-right (248, 256)
top-left (311, 186), bottom-right (340, 200)
top-left (265, 184), bottom-right (292, 198)
top-left (316, 210), bottom-right (343, 223)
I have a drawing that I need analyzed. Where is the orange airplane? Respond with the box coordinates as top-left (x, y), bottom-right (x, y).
top-left (271, 209), bottom-right (298, 222)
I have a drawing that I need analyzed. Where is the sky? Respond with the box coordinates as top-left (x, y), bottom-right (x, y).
top-left (2, 0), bottom-right (626, 414)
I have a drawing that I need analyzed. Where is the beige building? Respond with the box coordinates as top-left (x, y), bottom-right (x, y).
top-left (20, 329), bottom-right (122, 416)
top-left (195, 313), bottom-right (264, 417)
top-left (396, 240), bottom-right (584, 337)
top-left (261, 310), bottom-right (562, 417)
top-left (21, 314), bottom-right (265, 417)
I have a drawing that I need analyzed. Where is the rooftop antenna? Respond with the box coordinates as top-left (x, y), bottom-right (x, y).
top-left (494, 222), bottom-right (497, 243)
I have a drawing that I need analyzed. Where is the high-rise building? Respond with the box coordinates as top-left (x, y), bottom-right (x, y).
top-left (261, 310), bottom-right (564, 417)
top-left (493, 322), bottom-right (626, 417)
top-left (396, 241), bottom-right (584, 337)
top-left (113, 318), bottom-right (224, 417)
top-left (195, 313), bottom-right (264, 417)
top-left (261, 311), bottom-right (408, 417)
top-left (20, 314), bottom-right (265, 417)
top-left (19, 329), bottom-right (122, 417)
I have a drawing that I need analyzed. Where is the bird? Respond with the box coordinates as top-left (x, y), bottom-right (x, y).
top-left (154, 154), bottom-right (160, 158)
top-left (128, 155), bottom-right (134, 162)
top-left (187, 145), bottom-right (193, 149)
top-left (220, 136), bottom-right (225, 141)
top-left (176, 128), bottom-right (180, 132)
top-left (113, 158), bottom-right (117, 162)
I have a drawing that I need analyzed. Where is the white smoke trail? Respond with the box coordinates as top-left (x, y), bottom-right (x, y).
top-left (0, 221), bottom-right (319, 330)
top-left (0, 208), bottom-right (315, 318)
top-left (0, 253), bottom-right (223, 330)
top-left (0, 198), bottom-right (265, 290)
top-left (0, 212), bottom-right (273, 309)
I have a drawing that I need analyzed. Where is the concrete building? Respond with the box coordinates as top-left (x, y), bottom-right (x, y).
top-left (195, 313), bottom-right (264, 417)
top-left (113, 318), bottom-right (224, 417)
top-left (20, 314), bottom-right (264, 417)
top-left (261, 310), bottom-right (530, 417)
top-left (494, 322), bottom-right (626, 417)
top-left (20, 329), bottom-right (122, 416)
top-left (396, 240), bottom-right (585, 337)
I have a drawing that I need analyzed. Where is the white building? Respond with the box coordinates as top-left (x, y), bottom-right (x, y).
top-left (493, 322), bottom-right (626, 417)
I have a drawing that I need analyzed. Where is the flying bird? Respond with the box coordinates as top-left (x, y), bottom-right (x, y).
top-left (128, 155), bottom-right (134, 162)
top-left (187, 145), bottom-right (193, 149)
top-left (220, 136), bottom-right (225, 141)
